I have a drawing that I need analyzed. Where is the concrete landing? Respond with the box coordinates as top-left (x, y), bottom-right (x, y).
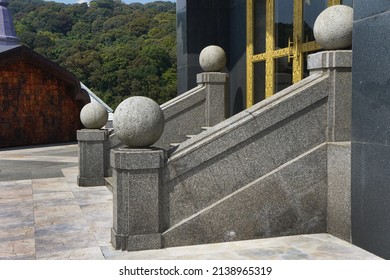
top-left (0, 144), bottom-right (381, 260)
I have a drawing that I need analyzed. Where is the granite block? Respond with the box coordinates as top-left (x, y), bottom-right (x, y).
top-left (197, 72), bottom-right (229, 84)
top-left (108, 132), bottom-right (122, 149)
top-left (165, 70), bottom-right (330, 231)
top-left (111, 228), bottom-right (123, 250)
top-left (127, 233), bottom-right (162, 251)
top-left (307, 51), bottom-right (352, 71)
top-left (171, 73), bottom-right (330, 175)
top-left (207, 152), bottom-right (250, 192)
top-left (161, 85), bottom-right (206, 120)
top-left (111, 148), bottom-right (165, 170)
top-left (327, 142), bottom-right (351, 242)
top-left (205, 84), bottom-right (228, 126)
top-left (77, 129), bottom-right (108, 187)
top-left (126, 171), bottom-right (160, 234)
top-left (77, 129), bottom-right (108, 141)
top-left (163, 145), bottom-right (328, 248)
top-left (157, 99), bottom-right (205, 149)
top-left (330, 69), bottom-right (352, 141)
top-left (352, 13), bottom-right (390, 145)
top-left (170, 111), bottom-right (256, 175)
top-left (351, 2), bottom-right (390, 260)
top-left (111, 148), bottom-right (165, 251)
top-left (236, 134), bottom-right (277, 182)
top-left (288, 100), bottom-right (327, 152)
top-left (354, 0), bottom-right (390, 20)
top-left (112, 170), bottom-right (129, 234)
top-left (167, 166), bottom-right (219, 226)
top-left (77, 176), bottom-right (106, 187)
top-left (351, 142), bottom-right (390, 259)
top-left (157, 72), bottom-right (229, 149)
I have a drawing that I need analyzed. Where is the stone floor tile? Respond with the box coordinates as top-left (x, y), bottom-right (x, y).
top-left (35, 231), bottom-right (99, 253)
top-left (0, 182), bottom-right (33, 199)
top-left (235, 246), bottom-right (297, 260)
top-left (0, 239), bottom-right (35, 259)
top-left (91, 227), bottom-right (112, 246)
top-left (165, 242), bottom-right (234, 257)
top-left (34, 213), bottom-right (89, 228)
top-left (102, 246), bottom-right (175, 260)
top-left (32, 178), bottom-right (71, 193)
top-left (0, 195), bottom-right (33, 205)
top-left (0, 225), bottom-right (35, 242)
top-left (36, 247), bottom-right (104, 260)
top-left (174, 251), bottom-right (245, 260)
top-left (34, 222), bottom-right (92, 237)
top-left (73, 189), bottom-right (112, 207)
top-left (0, 209), bottom-right (34, 227)
top-left (81, 204), bottom-right (113, 222)
top-left (0, 254), bottom-right (36, 260)
top-left (33, 191), bottom-right (76, 208)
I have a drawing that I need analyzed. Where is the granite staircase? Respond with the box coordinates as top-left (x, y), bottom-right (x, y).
top-left (107, 51), bottom-right (352, 251)
top-left (157, 51), bottom-right (353, 248)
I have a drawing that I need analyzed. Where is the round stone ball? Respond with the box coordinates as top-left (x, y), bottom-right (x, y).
top-left (199, 45), bottom-right (227, 72)
top-left (313, 5), bottom-right (353, 50)
top-left (80, 102), bottom-right (108, 129)
top-left (113, 96), bottom-right (165, 148)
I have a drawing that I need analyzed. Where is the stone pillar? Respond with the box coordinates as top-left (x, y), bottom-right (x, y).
top-left (111, 148), bottom-right (166, 251)
top-left (197, 72), bottom-right (229, 127)
top-left (198, 45), bottom-right (229, 127)
top-left (307, 50), bottom-right (352, 142)
top-left (351, 0), bottom-right (390, 259)
top-left (78, 102), bottom-right (109, 186)
top-left (77, 129), bottom-right (109, 186)
top-left (110, 96), bottom-right (166, 251)
top-left (308, 50), bottom-right (352, 242)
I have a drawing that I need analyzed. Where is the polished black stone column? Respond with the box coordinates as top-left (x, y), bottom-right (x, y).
top-left (351, 0), bottom-right (390, 259)
top-left (176, 0), bottom-right (246, 115)
top-left (176, 0), bottom-right (229, 94)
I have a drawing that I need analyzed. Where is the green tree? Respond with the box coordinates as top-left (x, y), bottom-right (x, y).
top-left (11, 0), bottom-right (177, 109)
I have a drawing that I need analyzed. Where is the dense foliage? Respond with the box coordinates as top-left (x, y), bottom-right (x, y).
top-left (9, 0), bottom-right (177, 108)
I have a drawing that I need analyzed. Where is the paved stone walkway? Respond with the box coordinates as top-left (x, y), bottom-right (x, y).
top-left (0, 144), bottom-right (382, 260)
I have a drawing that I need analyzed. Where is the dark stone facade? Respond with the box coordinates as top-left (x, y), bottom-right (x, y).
top-left (351, 0), bottom-right (390, 259)
top-left (0, 45), bottom-right (89, 148)
top-left (176, 0), bottom-right (246, 115)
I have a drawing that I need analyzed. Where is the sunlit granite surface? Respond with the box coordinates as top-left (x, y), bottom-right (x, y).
top-left (0, 144), bottom-right (382, 260)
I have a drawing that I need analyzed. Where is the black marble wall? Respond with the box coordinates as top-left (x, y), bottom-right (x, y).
top-left (351, 0), bottom-right (390, 259)
top-left (176, 0), bottom-right (229, 94)
top-left (176, 0), bottom-right (246, 115)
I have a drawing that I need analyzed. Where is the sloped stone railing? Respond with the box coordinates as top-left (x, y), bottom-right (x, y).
top-left (110, 50), bottom-right (353, 251)
top-left (78, 71), bottom-right (229, 186)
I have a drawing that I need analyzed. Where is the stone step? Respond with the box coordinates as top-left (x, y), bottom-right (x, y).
top-left (170, 143), bottom-right (181, 148)
top-left (105, 177), bottom-right (114, 193)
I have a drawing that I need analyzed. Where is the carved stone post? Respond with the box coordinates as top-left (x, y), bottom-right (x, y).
top-left (110, 96), bottom-right (166, 251)
top-left (77, 103), bottom-right (109, 187)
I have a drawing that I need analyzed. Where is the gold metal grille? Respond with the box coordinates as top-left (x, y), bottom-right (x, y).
top-left (246, 0), bottom-right (341, 108)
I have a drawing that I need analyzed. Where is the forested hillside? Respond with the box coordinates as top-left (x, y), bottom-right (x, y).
top-left (9, 0), bottom-right (177, 108)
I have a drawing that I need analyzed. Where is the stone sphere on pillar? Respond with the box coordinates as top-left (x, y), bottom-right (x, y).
top-left (113, 96), bottom-right (165, 148)
top-left (313, 5), bottom-right (353, 50)
top-left (199, 45), bottom-right (226, 72)
top-left (80, 102), bottom-right (108, 129)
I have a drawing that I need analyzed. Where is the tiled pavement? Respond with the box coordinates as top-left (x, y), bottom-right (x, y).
top-left (0, 143), bottom-right (382, 260)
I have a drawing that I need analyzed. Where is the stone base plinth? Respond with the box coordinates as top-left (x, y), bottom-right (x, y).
top-left (111, 228), bottom-right (162, 251)
top-left (77, 129), bottom-right (108, 187)
top-left (111, 148), bottom-right (166, 251)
